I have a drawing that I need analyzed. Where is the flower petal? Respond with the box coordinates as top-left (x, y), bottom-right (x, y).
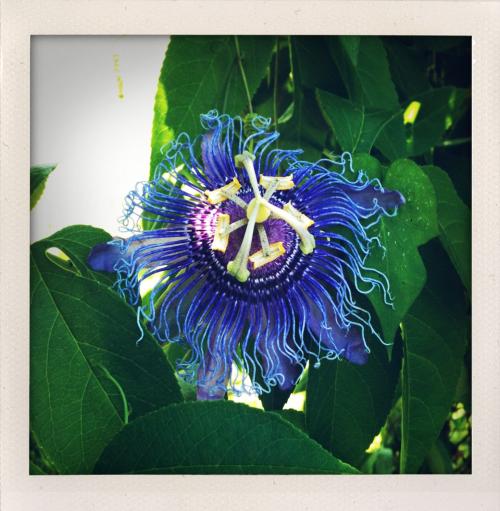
top-left (308, 303), bottom-right (369, 365)
top-left (87, 240), bottom-right (122, 272)
top-left (196, 352), bottom-right (231, 400)
top-left (339, 183), bottom-right (405, 211)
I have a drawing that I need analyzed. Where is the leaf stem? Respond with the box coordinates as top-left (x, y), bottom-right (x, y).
top-left (98, 365), bottom-right (130, 424)
top-left (234, 36), bottom-right (253, 115)
top-left (438, 137), bottom-right (471, 148)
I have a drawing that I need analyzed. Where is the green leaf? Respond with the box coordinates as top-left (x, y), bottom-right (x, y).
top-left (147, 36), bottom-right (275, 228)
top-left (362, 447), bottom-right (395, 474)
top-left (330, 36), bottom-right (399, 111)
top-left (279, 37), bottom-right (328, 162)
top-left (159, 35), bottom-right (274, 147)
top-left (327, 36), bottom-right (407, 161)
top-left (365, 159), bottom-right (439, 342)
top-left (29, 461), bottom-right (47, 475)
top-left (316, 89), bottom-right (400, 155)
top-left (305, 338), bottom-right (402, 468)
top-left (425, 439), bottom-right (453, 474)
top-left (271, 409), bottom-right (306, 432)
top-left (293, 37), bottom-right (346, 95)
top-left (400, 242), bottom-right (468, 473)
top-left (41, 224), bottom-right (116, 287)
top-left (406, 87), bottom-right (468, 157)
top-left (351, 153), bottom-right (384, 181)
top-left (423, 165), bottom-right (471, 296)
top-left (31, 233), bottom-right (182, 474)
top-left (94, 401), bottom-right (358, 474)
top-left (149, 48), bottom-right (175, 191)
top-left (383, 39), bottom-right (431, 100)
top-left (373, 112), bottom-right (407, 161)
top-left (30, 164), bottom-right (56, 210)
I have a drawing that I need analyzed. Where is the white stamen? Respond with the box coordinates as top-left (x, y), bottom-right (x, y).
top-left (257, 224), bottom-right (270, 256)
top-left (261, 199), bottom-right (315, 255)
top-left (249, 242), bottom-right (285, 269)
top-left (260, 174), bottom-right (295, 191)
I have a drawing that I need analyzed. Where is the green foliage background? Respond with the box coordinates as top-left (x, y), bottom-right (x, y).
top-left (30, 36), bottom-right (471, 475)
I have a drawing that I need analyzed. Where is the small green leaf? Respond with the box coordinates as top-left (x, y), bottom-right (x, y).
top-left (423, 165), bottom-right (471, 296)
top-left (365, 159), bottom-right (439, 342)
top-left (31, 232), bottom-right (182, 474)
top-left (94, 401), bottom-right (358, 474)
top-left (306, 339), bottom-right (402, 468)
top-left (400, 242), bottom-right (468, 473)
top-left (30, 164), bottom-right (56, 210)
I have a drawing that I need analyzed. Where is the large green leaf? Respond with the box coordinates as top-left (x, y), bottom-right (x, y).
top-left (157, 36), bottom-right (274, 153)
top-left (306, 338), bottom-right (402, 468)
top-left (400, 242), bottom-right (468, 473)
top-left (423, 165), bottom-right (471, 296)
top-left (30, 164), bottom-right (56, 210)
top-left (30, 232), bottom-right (182, 474)
top-left (365, 159), bottom-right (439, 342)
top-left (94, 401), bottom-right (358, 474)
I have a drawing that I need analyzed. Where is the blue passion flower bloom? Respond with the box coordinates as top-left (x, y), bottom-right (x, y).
top-left (88, 111), bottom-right (404, 400)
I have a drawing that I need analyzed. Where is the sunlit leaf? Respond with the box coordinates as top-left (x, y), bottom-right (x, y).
top-left (160, 35), bottom-right (274, 147)
top-left (41, 224), bottom-right (116, 287)
top-left (31, 230), bottom-right (182, 473)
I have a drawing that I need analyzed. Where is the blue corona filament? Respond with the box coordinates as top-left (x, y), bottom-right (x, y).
top-left (88, 111), bottom-right (405, 400)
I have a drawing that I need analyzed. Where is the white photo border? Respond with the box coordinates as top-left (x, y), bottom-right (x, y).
top-left (1, 1), bottom-right (499, 509)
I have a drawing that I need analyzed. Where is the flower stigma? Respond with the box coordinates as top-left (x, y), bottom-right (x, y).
top-left (207, 150), bottom-right (316, 283)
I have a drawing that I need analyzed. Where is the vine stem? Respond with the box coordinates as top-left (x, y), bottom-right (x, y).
top-left (234, 36), bottom-right (253, 115)
top-left (273, 37), bottom-right (279, 133)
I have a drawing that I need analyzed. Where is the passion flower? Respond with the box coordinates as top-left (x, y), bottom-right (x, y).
top-left (88, 111), bottom-right (405, 400)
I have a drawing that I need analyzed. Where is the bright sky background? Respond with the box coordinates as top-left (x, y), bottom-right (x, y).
top-left (31, 36), bottom-right (170, 242)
